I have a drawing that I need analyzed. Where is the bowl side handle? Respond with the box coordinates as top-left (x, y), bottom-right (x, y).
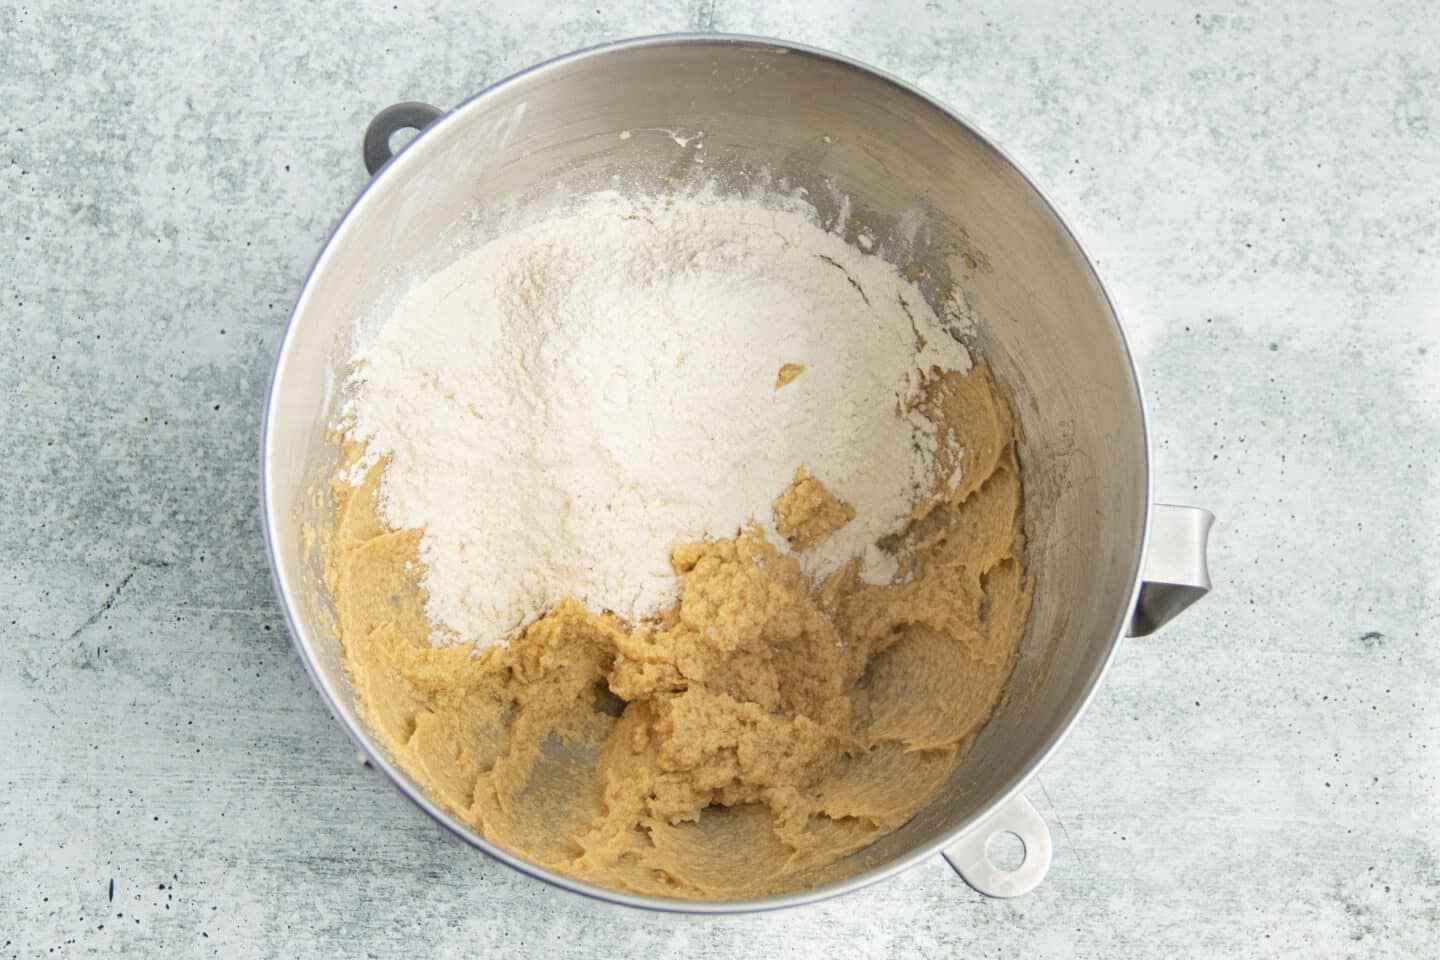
top-left (940, 793), bottom-right (1053, 898)
top-left (363, 101), bottom-right (445, 176)
top-left (1125, 504), bottom-right (1216, 638)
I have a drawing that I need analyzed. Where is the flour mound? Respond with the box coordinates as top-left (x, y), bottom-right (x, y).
top-left (342, 192), bottom-right (971, 648)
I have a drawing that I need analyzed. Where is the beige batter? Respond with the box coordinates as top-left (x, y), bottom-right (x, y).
top-left (325, 363), bottom-right (1030, 899)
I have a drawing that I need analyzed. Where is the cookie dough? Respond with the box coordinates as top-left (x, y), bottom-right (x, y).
top-left (773, 467), bottom-right (857, 551)
top-left (324, 363), bottom-right (1030, 899)
top-left (774, 362), bottom-right (806, 390)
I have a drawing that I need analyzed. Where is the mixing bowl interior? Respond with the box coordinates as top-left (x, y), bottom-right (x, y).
top-left (263, 36), bottom-right (1148, 906)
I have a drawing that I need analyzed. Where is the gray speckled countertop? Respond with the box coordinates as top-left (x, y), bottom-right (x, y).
top-left (3, 1), bottom-right (1437, 956)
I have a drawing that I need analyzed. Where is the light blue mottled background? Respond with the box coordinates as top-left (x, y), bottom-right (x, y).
top-left (2, 1), bottom-right (1436, 956)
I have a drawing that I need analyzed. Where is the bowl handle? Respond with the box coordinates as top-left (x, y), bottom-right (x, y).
top-left (1125, 503), bottom-right (1216, 637)
top-left (941, 792), bottom-right (1053, 897)
top-left (363, 101), bottom-right (445, 176)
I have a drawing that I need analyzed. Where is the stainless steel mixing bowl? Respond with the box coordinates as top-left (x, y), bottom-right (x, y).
top-left (261, 34), bottom-right (1213, 912)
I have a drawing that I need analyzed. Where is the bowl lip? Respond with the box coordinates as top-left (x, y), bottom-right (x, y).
top-left (260, 31), bottom-right (1152, 915)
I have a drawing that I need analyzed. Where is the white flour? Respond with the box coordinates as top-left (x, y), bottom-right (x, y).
top-left (342, 192), bottom-right (972, 648)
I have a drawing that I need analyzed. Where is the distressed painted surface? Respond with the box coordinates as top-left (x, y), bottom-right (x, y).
top-left (2, 1), bottom-right (1437, 956)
